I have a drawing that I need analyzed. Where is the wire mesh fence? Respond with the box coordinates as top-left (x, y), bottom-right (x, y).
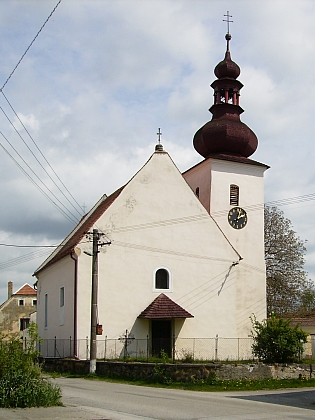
top-left (34, 334), bottom-right (315, 361)
top-left (35, 335), bottom-right (242, 361)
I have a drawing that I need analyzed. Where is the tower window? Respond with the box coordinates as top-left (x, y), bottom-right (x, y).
top-left (230, 184), bottom-right (239, 206)
top-left (19, 299), bottom-right (24, 306)
top-left (195, 187), bottom-right (200, 198)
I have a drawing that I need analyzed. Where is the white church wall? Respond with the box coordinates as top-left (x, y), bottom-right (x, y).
top-left (37, 255), bottom-right (75, 341)
top-left (73, 151), bottom-right (246, 342)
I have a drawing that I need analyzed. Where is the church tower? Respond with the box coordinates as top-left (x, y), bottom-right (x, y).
top-left (183, 27), bottom-right (268, 334)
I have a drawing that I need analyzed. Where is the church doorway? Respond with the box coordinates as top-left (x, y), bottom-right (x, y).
top-left (151, 320), bottom-right (172, 357)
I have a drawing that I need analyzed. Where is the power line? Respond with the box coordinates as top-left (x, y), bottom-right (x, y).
top-left (0, 141), bottom-right (78, 224)
top-left (0, 0), bottom-right (62, 92)
top-left (0, 96), bottom-right (83, 218)
top-left (0, 0), bottom-right (83, 221)
top-left (0, 243), bottom-right (57, 248)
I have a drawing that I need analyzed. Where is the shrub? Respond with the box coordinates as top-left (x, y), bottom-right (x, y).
top-left (0, 323), bottom-right (62, 408)
top-left (250, 314), bottom-right (307, 363)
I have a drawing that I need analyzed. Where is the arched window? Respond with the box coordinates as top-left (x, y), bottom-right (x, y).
top-left (230, 184), bottom-right (239, 206)
top-left (154, 268), bottom-right (172, 291)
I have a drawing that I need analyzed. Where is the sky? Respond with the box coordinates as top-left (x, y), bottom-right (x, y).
top-left (0, 0), bottom-right (315, 304)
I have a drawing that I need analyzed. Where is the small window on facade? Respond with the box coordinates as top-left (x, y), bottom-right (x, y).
top-left (155, 269), bottom-right (169, 289)
top-left (44, 294), bottom-right (48, 328)
top-left (19, 299), bottom-right (24, 306)
top-left (195, 187), bottom-right (200, 198)
top-left (60, 287), bottom-right (65, 307)
top-left (32, 299), bottom-right (37, 306)
top-left (230, 184), bottom-right (239, 206)
top-left (20, 318), bottom-right (30, 331)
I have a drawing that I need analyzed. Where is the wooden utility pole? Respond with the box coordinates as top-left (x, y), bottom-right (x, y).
top-left (90, 228), bottom-right (99, 374)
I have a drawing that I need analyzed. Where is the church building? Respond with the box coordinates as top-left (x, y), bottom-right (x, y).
top-left (34, 31), bottom-right (268, 360)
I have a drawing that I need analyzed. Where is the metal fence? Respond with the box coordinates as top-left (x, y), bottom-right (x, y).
top-left (37, 336), bottom-right (247, 360)
top-left (35, 334), bottom-right (315, 361)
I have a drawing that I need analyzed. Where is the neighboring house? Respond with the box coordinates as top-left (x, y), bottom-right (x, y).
top-left (34, 32), bottom-right (269, 359)
top-left (0, 282), bottom-right (37, 335)
top-left (291, 317), bottom-right (315, 359)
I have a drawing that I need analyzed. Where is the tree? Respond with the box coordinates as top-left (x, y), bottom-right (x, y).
top-left (264, 205), bottom-right (311, 316)
top-left (251, 314), bottom-right (307, 363)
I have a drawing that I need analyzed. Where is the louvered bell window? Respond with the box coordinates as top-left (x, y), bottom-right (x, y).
top-left (230, 184), bottom-right (239, 206)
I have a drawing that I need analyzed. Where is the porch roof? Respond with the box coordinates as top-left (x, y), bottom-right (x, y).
top-left (138, 293), bottom-right (194, 319)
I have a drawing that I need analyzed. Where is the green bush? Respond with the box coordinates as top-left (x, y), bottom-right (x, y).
top-left (0, 323), bottom-right (62, 408)
top-left (251, 314), bottom-right (307, 363)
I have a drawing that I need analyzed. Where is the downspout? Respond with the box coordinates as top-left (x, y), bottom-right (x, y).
top-left (71, 250), bottom-right (78, 358)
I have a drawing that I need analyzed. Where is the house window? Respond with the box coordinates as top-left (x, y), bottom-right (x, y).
top-left (32, 299), bottom-right (37, 306)
top-left (60, 287), bottom-right (65, 307)
top-left (230, 184), bottom-right (239, 206)
top-left (19, 299), bottom-right (24, 306)
top-left (20, 318), bottom-right (30, 331)
top-left (44, 294), bottom-right (48, 328)
top-left (154, 268), bottom-right (171, 290)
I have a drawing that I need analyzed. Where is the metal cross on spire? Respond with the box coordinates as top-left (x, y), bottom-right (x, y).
top-left (223, 11), bottom-right (233, 34)
top-left (157, 128), bottom-right (162, 144)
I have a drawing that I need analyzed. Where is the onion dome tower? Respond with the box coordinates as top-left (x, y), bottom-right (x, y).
top-left (193, 32), bottom-right (258, 158)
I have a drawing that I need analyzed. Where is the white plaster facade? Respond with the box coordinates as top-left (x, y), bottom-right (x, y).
top-left (34, 148), bottom-right (267, 359)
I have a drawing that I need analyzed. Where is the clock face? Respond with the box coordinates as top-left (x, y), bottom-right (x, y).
top-left (228, 207), bottom-right (247, 229)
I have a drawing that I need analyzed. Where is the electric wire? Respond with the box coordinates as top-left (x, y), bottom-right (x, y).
top-left (0, 0), bottom-right (62, 92)
top-left (0, 96), bottom-right (83, 217)
top-left (0, 0), bottom-right (83, 222)
top-left (0, 126), bottom-right (80, 223)
top-left (0, 142), bottom-right (78, 224)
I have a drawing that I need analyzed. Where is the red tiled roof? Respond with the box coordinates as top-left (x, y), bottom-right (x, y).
top-left (138, 293), bottom-right (194, 319)
top-left (34, 186), bottom-right (125, 275)
top-left (15, 284), bottom-right (37, 296)
top-left (290, 317), bottom-right (315, 327)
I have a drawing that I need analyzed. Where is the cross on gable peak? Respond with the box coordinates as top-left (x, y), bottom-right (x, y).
top-left (223, 11), bottom-right (233, 35)
top-left (157, 128), bottom-right (162, 144)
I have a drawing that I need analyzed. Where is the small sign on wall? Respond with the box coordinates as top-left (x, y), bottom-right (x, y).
top-left (96, 324), bottom-right (103, 335)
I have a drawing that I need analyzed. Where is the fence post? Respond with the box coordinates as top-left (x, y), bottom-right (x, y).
top-left (104, 335), bottom-right (107, 361)
top-left (86, 336), bottom-right (89, 360)
top-left (238, 338), bottom-right (240, 361)
top-left (146, 335), bottom-right (149, 361)
top-left (54, 336), bottom-right (57, 358)
top-left (70, 336), bottom-right (72, 358)
top-left (172, 334), bottom-right (175, 363)
top-left (215, 334), bottom-right (219, 361)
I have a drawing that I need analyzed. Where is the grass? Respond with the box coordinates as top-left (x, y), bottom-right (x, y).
top-left (50, 371), bottom-right (315, 392)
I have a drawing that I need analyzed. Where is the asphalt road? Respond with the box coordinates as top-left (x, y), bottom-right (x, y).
top-left (0, 377), bottom-right (315, 419)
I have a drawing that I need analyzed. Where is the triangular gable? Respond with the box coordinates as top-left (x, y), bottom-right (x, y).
top-left (15, 283), bottom-right (37, 296)
top-left (34, 186), bottom-right (124, 275)
top-left (138, 293), bottom-right (193, 319)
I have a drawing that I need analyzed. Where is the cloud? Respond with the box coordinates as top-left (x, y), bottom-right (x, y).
top-left (1, 0), bottom-right (315, 304)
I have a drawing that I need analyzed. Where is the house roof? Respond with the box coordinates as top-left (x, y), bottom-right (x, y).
top-left (15, 283), bottom-right (37, 296)
top-left (290, 317), bottom-right (315, 327)
top-left (138, 293), bottom-right (194, 319)
top-left (34, 186), bottom-right (125, 275)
